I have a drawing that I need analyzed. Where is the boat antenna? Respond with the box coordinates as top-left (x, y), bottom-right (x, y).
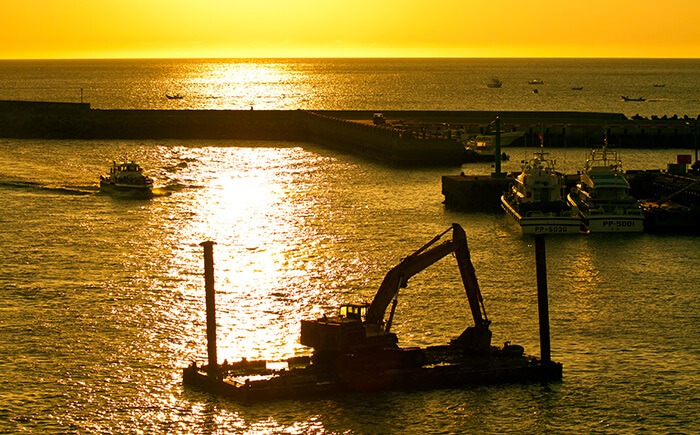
top-left (537, 125), bottom-right (545, 158)
top-left (539, 126), bottom-right (544, 149)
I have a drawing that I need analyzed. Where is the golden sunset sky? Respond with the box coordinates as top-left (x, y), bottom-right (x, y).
top-left (2, 0), bottom-right (699, 59)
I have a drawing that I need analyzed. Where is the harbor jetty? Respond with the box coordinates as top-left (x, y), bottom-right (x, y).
top-left (1, 100), bottom-right (698, 166)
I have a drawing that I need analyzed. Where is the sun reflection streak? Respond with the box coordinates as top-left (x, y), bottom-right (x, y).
top-left (177, 60), bottom-right (307, 110)
top-left (160, 146), bottom-right (345, 367)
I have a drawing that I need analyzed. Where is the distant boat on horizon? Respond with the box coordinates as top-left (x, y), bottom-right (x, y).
top-left (487, 77), bottom-right (503, 88)
top-left (621, 95), bottom-right (646, 102)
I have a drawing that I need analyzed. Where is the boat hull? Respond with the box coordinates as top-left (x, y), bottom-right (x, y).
top-left (502, 196), bottom-right (582, 235)
top-left (581, 214), bottom-right (644, 233)
top-left (100, 180), bottom-right (153, 198)
top-left (567, 194), bottom-right (644, 233)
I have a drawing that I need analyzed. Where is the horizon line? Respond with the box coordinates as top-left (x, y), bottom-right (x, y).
top-left (1, 55), bottom-right (699, 61)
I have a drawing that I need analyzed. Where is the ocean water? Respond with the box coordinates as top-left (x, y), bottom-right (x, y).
top-left (0, 58), bottom-right (699, 117)
top-left (0, 59), bottom-right (699, 434)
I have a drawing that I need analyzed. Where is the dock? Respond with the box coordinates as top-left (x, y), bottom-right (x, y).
top-left (442, 174), bottom-right (514, 211)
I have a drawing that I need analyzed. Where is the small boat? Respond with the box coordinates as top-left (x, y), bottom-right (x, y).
top-left (501, 148), bottom-right (582, 234)
top-left (566, 146), bottom-right (644, 233)
top-left (100, 160), bottom-right (154, 197)
top-left (166, 94), bottom-right (184, 100)
top-left (571, 86), bottom-right (584, 91)
top-left (621, 95), bottom-right (646, 102)
top-left (462, 132), bottom-right (522, 163)
top-left (528, 79), bottom-right (544, 85)
top-left (653, 84), bottom-right (665, 87)
top-left (372, 112), bottom-right (386, 124)
top-left (486, 77), bottom-right (503, 88)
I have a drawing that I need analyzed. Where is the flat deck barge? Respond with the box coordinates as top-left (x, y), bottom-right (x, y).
top-left (183, 347), bottom-right (562, 402)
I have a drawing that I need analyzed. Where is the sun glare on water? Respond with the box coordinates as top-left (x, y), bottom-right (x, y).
top-left (174, 60), bottom-right (306, 110)
top-left (164, 146), bottom-right (326, 364)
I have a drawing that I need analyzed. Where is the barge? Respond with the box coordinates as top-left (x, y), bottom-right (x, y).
top-left (183, 225), bottom-right (562, 402)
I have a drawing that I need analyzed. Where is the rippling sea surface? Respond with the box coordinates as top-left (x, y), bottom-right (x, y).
top-left (1, 58), bottom-right (699, 117)
top-left (1, 59), bottom-right (699, 434)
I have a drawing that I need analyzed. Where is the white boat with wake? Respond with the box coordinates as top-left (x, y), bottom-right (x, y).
top-left (567, 146), bottom-right (643, 232)
top-left (100, 160), bottom-right (154, 197)
top-left (501, 148), bottom-right (581, 234)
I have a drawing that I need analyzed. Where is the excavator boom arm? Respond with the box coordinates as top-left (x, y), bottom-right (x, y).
top-left (365, 224), bottom-right (489, 329)
top-left (453, 225), bottom-right (490, 328)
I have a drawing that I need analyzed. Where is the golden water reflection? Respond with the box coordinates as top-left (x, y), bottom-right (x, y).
top-left (174, 60), bottom-right (310, 110)
top-left (159, 145), bottom-right (341, 365)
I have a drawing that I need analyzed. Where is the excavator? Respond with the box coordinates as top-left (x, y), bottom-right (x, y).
top-left (300, 223), bottom-right (493, 372)
top-left (184, 222), bottom-right (557, 400)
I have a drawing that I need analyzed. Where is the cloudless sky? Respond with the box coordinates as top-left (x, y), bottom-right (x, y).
top-left (2, 0), bottom-right (699, 59)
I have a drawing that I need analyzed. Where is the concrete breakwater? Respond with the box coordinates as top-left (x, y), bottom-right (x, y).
top-left (0, 100), bottom-right (305, 141)
top-left (0, 101), bottom-right (463, 165)
top-left (305, 111), bottom-right (464, 165)
top-left (0, 100), bottom-right (697, 166)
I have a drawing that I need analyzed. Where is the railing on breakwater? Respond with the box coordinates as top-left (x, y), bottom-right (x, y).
top-left (303, 111), bottom-right (464, 166)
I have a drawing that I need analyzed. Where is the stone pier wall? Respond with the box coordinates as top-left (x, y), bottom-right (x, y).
top-left (1, 101), bottom-right (696, 166)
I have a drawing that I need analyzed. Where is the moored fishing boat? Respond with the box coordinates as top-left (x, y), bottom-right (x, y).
top-left (501, 149), bottom-right (581, 234)
top-left (567, 146), bottom-right (644, 232)
top-left (100, 160), bottom-right (154, 197)
top-left (461, 131), bottom-right (523, 163)
top-left (462, 135), bottom-right (511, 163)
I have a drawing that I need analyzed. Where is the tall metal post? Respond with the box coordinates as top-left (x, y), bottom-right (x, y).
top-left (200, 240), bottom-right (219, 379)
top-left (695, 118), bottom-right (698, 167)
top-left (534, 235), bottom-right (551, 363)
top-left (494, 117), bottom-right (502, 177)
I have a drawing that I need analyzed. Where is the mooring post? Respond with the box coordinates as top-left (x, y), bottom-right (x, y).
top-left (200, 240), bottom-right (219, 379)
top-left (534, 235), bottom-right (551, 363)
top-left (495, 117), bottom-right (502, 175)
top-left (492, 117), bottom-right (505, 178)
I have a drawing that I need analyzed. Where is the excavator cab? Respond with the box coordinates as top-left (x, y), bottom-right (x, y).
top-left (300, 302), bottom-right (398, 354)
top-left (338, 303), bottom-right (369, 321)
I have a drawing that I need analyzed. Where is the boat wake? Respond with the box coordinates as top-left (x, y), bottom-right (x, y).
top-left (0, 176), bottom-right (96, 196)
top-left (150, 187), bottom-right (173, 197)
top-left (164, 160), bottom-right (192, 172)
